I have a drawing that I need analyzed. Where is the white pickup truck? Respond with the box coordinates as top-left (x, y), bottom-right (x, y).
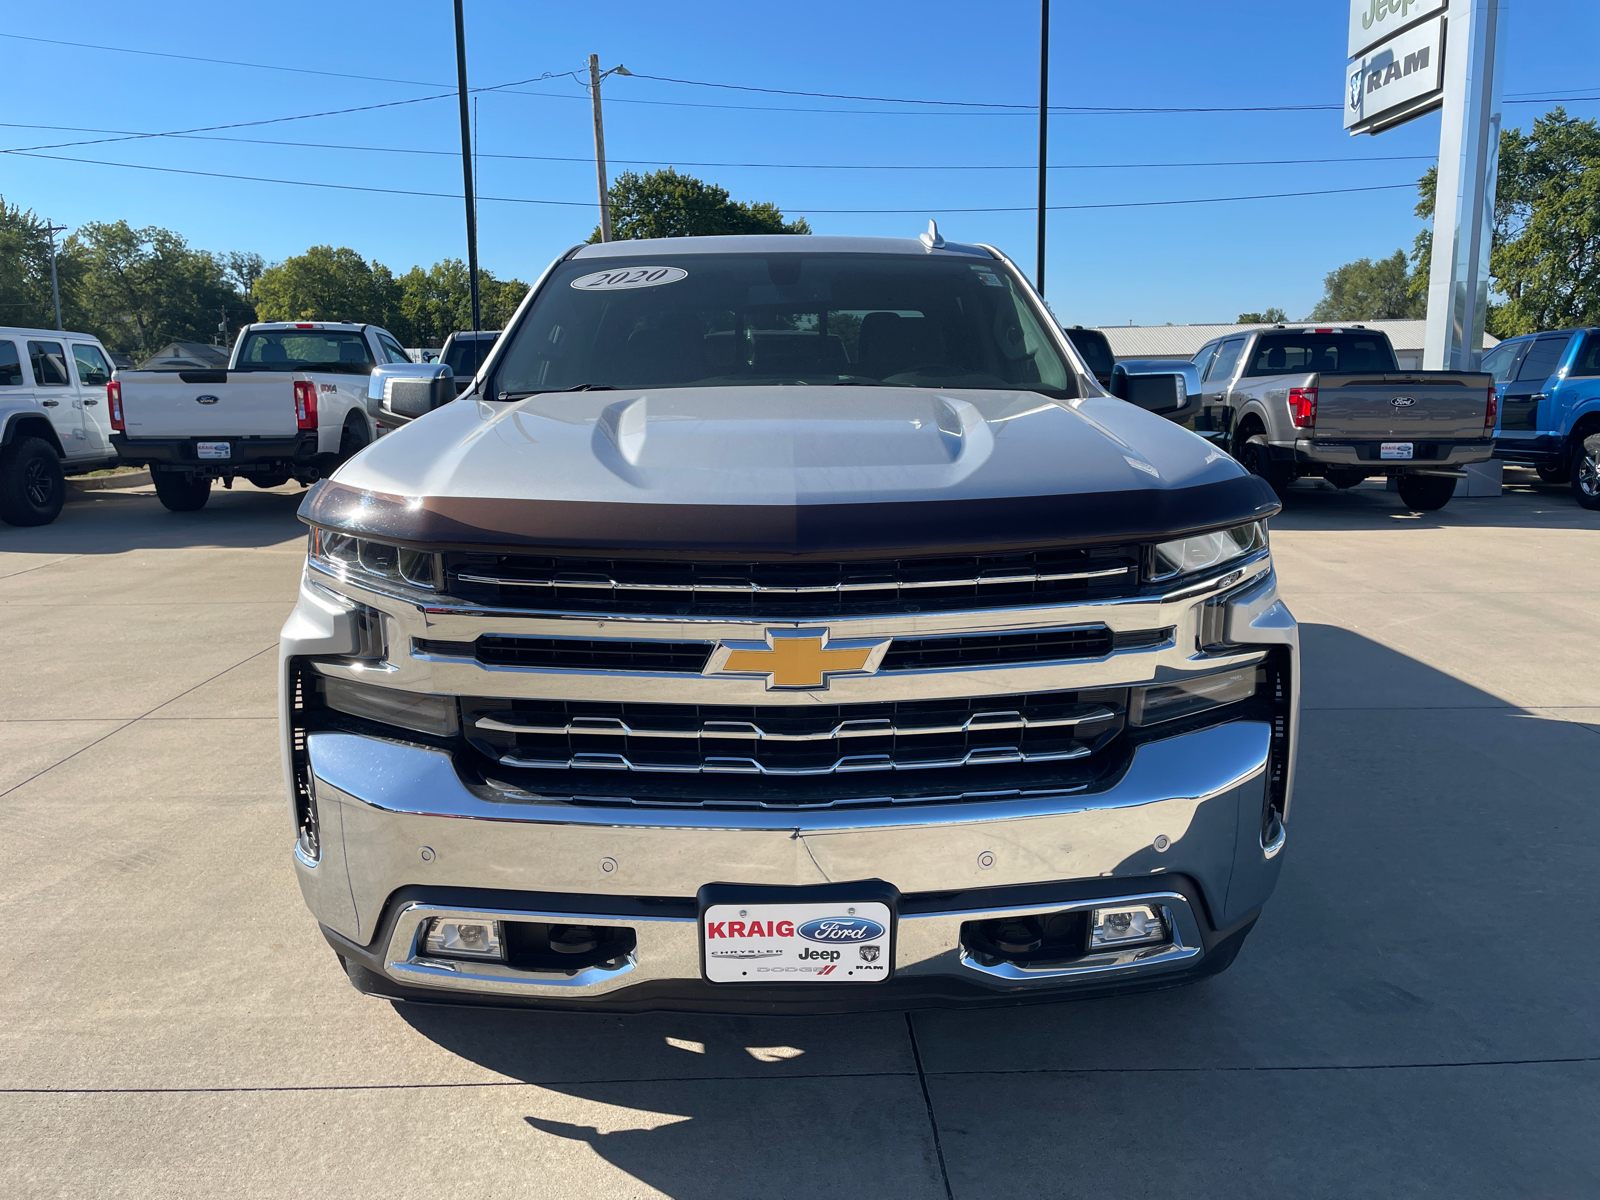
top-left (110, 321), bottom-right (416, 511)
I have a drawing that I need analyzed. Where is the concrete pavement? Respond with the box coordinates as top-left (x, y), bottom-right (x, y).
top-left (2, 471), bottom-right (1597, 1198)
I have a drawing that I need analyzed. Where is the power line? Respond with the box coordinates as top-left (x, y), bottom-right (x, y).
top-left (6, 149), bottom-right (1422, 213)
top-left (0, 30), bottom-right (452, 88)
top-left (0, 71), bottom-right (579, 156)
top-left (0, 123), bottom-right (1440, 171)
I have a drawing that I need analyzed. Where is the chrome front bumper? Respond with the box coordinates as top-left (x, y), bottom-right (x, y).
top-left (296, 718), bottom-right (1286, 1003)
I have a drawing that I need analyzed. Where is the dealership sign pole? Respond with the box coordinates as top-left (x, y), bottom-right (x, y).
top-left (1344, 0), bottom-right (1506, 370)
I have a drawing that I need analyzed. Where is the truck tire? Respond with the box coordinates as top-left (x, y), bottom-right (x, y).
top-left (339, 416), bottom-right (371, 461)
top-left (0, 435), bottom-right (66, 526)
top-left (1536, 461), bottom-right (1571, 484)
top-left (1572, 433), bottom-right (1600, 511)
top-left (152, 469), bottom-right (212, 513)
top-left (1237, 434), bottom-right (1294, 499)
top-left (1324, 468), bottom-right (1367, 490)
top-left (1396, 474), bottom-right (1456, 511)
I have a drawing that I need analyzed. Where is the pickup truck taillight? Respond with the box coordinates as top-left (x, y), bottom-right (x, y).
top-left (1288, 386), bottom-right (1317, 429)
top-left (107, 381), bottom-right (124, 431)
top-left (1484, 386), bottom-right (1498, 431)
top-left (294, 380), bottom-right (319, 430)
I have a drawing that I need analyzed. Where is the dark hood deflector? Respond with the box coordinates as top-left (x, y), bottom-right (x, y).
top-left (298, 476), bottom-right (1280, 562)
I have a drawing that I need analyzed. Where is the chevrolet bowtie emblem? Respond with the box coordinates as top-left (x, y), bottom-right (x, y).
top-left (705, 628), bottom-right (892, 690)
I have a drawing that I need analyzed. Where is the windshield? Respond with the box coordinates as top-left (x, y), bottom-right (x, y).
top-left (492, 252), bottom-right (1076, 398)
top-left (235, 329), bottom-right (373, 374)
top-left (1244, 332), bottom-right (1397, 376)
top-left (443, 332), bottom-right (498, 377)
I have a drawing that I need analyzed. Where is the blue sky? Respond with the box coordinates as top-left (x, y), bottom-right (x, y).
top-left (2, 1), bottom-right (1595, 327)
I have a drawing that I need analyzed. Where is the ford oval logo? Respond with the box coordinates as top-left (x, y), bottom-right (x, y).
top-left (195, 394), bottom-right (219, 405)
top-left (1390, 396), bottom-right (1416, 408)
top-left (797, 916), bottom-right (885, 943)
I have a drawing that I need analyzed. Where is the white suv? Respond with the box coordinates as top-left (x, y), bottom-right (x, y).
top-left (0, 327), bottom-right (119, 526)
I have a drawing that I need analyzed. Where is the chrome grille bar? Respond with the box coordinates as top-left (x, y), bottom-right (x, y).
top-left (497, 744), bottom-right (1094, 776)
top-left (454, 566), bottom-right (1132, 595)
top-left (475, 706), bottom-right (1118, 743)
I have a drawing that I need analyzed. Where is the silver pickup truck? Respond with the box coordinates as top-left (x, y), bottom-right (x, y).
top-left (1189, 326), bottom-right (1495, 510)
top-left (281, 230), bottom-right (1298, 1013)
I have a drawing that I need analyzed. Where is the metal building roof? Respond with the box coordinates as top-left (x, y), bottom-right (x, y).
top-left (1091, 319), bottom-right (1496, 361)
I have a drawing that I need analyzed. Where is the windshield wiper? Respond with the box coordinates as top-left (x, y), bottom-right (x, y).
top-left (497, 383), bottom-right (618, 400)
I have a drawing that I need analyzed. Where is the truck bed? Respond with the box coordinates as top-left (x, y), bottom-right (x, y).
top-left (116, 369), bottom-right (303, 438)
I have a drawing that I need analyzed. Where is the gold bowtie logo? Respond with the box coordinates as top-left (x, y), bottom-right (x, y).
top-left (706, 628), bottom-right (892, 690)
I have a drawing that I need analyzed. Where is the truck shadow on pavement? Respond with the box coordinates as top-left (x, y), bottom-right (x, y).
top-left (1269, 471), bottom-right (1598, 532)
top-left (388, 623), bottom-right (1600, 1199)
top-left (0, 483), bottom-right (312, 553)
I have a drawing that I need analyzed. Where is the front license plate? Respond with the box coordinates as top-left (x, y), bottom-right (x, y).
top-left (703, 901), bottom-right (893, 984)
top-left (196, 441), bottom-right (231, 460)
top-left (1380, 442), bottom-right (1413, 460)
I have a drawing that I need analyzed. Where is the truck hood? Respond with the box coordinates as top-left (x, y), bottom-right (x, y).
top-left (306, 386), bottom-right (1277, 558)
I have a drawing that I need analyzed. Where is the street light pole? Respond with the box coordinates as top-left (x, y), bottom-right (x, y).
top-left (44, 221), bottom-right (67, 331)
top-left (588, 58), bottom-right (631, 243)
top-left (453, 0), bottom-right (481, 333)
top-left (1036, 0), bottom-right (1050, 297)
top-left (590, 55), bottom-right (612, 243)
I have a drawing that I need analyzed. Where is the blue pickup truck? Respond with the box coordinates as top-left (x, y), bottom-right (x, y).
top-left (1483, 328), bottom-right (1600, 509)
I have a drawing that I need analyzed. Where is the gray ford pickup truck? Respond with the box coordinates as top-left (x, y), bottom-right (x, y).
top-left (1190, 326), bottom-right (1495, 510)
top-left (279, 231), bottom-right (1298, 1012)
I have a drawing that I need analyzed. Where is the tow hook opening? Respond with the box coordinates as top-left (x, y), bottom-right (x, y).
top-left (505, 921), bottom-right (636, 974)
top-left (961, 910), bottom-right (1090, 968)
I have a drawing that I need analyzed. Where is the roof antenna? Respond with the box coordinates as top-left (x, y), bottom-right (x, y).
top-left (918, 219), bottom-right (945, 251)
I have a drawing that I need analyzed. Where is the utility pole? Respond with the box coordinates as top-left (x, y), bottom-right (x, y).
top-left (1422, 0), bottom-right (1506, 370)
top-left (453, 0), bottom-right (481, 332)
top-left (1036, 0), bottom-right (1050, 296)
top-left (589, 56), bottom-right (632, 242)
top-left (44, 221), bottom-right (67, 331)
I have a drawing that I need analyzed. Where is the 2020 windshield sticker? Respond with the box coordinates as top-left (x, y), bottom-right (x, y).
top-left (570, 266), bottom-right (688, 291)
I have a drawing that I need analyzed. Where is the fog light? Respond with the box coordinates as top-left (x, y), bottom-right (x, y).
top-left (1090, 904), bottom-right (1165, 949)
top-left (423, 919), bottom-right (505, 961)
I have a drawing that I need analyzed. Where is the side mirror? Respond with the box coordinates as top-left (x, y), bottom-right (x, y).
top-left (368, 363), bottom-right (455, 421)
top-left (1110, 359), bottom-right (1200, 416)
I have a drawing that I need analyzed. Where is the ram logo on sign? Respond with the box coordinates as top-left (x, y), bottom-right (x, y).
top-left (1344, 12), bottom-right (1446, 135)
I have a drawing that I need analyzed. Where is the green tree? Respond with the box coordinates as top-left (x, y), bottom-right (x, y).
top-left (1411, 108), bottom-right (1600, 336)
top-left (253, 245), bottom-right (403, 336)
top-left (63, 221), bottom-right (251, 356)
top-left (1307, 250), bottom-right (1423, 321)
top-left (591, 168), bottom-right (811, 241)
top-left (0, 197), bottom-right (61, 329)
top-left (1236, 307), bottom-right (1288, 324)
top-left (397, 258), bottom-right (530, 345)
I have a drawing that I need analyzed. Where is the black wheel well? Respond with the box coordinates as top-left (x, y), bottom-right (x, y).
top-left (1569, 413), bottom-right (1600, 448)
top-left (2, 415), bottom-right (64, 457)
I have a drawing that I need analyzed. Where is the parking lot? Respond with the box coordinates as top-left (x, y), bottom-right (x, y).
top-left (3, 471), bottom-right (1598, 1199)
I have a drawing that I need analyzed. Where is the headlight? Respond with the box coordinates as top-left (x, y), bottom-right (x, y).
top-left (1130, 666), bottom-right (1257, 726)
top-left (1149, 521), bottom-right (1266, 583)
top-left (310, 528), bottom-right (439, 590)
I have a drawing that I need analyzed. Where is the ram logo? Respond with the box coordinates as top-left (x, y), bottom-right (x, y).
top-left (1390, 396), bottom-right (1417, 408)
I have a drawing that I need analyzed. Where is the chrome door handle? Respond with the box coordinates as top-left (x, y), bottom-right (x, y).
top-left (1531, 393), bottom-right (1548, 401)
top-left (40, 399), bottom-right (59, 407)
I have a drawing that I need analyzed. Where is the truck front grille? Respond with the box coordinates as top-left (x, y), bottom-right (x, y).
top-left (441, 545), bottom-right (1142, 617)
top-left (461, 690), bottom-right (1127, 782)
top-left (415, 626), bottom-right (1170, 674)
